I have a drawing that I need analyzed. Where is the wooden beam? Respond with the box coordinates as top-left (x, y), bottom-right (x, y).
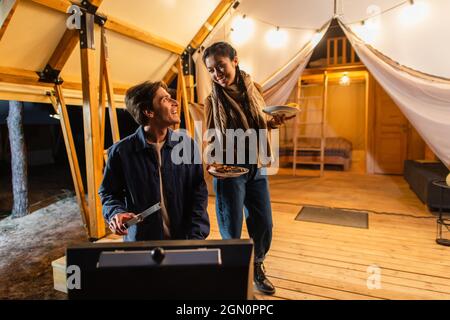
top-left (162, 0), bottom-right (234, 89)
top-left (190, 0), bottom-right (235, 49)
top-left (80, 47), bottom-right (105, 239)
top-left (173, 68), bottom-right (182, 130)
top-left (163, 64), bottom-right (178, 86)
top-left (0, 66), bottom-right (131, 96)
top-left (0, 66), bottom-right (51, 87)
top-left (52, 84), bottom-right (90, 231)
top-left (104, 16), bottom-right (184, 55)
top-left (48, 29), bottom-right (79, 71)
top-left (98, 36), bottom-right (107, 152)
top-left (35, 0), bottom-right (104, 78)
top-left (178, 59), bottom-right (192, 135)
top-left (101, 27), bottom-right (120, 143)
top-left (0, 0), bottom-right (19, 42)
top-left (30, 0), bottom-right (70, 13)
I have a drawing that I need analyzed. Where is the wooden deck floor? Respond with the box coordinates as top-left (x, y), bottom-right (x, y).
top-left (207, 169), bottom-right (450, 300)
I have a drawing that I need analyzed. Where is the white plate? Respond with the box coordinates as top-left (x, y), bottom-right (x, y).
top-left (263, 105), bottom-right (300, 117)
top-left (208, 165), bottom-right (249, 178)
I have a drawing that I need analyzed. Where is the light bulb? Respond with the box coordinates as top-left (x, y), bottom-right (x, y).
top-left (339, 72), bottom-right (351, 86)
top-left (265, 27), bottom-right (288, 48)
top-left (400, 0), bottom-right (429, 26)
top-left (230, 15), bottom-right (254, 46)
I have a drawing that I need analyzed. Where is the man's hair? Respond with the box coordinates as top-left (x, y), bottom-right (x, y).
top-left (125, 81), bottom-right (168, 125)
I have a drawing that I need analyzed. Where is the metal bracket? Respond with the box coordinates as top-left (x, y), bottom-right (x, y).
top-left (37, 64), bottom-right (64, 84)
top-left (79, 1), bottom-right (107, 25)
top-left (94, 13), bottom-right (107, 26)
top-left (79, 0), bottom-right (98, 15)
top-left (80, 11), bottom-right (95, 49)
top-left (181, 45), bottom-right (196, 76)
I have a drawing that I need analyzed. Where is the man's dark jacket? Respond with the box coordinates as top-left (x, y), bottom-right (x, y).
top-left (98, 126), bottom-right (210, 241)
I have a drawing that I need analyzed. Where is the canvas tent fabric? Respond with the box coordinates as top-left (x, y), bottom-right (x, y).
top-left (195, 0), bottom-right (450, 167)
top-left (0, 0), bottom-right (449, 166)
top-left (0, 0), bottom-right (223, 106)
top-left (341, 20), bottom-right (450, 168)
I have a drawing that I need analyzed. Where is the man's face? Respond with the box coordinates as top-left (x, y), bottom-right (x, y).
top-left (149, 87), bottom-right (180, 127)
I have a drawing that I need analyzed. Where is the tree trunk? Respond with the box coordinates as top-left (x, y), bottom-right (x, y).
top-left (7, 100), bottom-right (29, 218)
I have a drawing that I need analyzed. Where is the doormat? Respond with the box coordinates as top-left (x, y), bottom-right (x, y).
top-left (295, 206), bottom-right (369, 229)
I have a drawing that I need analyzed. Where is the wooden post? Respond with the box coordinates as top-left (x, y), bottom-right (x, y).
top-left (101, 27), bottom-right (120, 143)
top-left (7, 100), bottom-right (29, 218)
top-left (184, 75), bottom-right (195, 103)
top-left (174, 68), bottom-right (182, 130)
top-left (53, 85), bottom-right (90, 230)
top-left (98, 31), bottom-right (107, 153)
top-left (293, 77), bottom-right (301, 176)
top-left (80, 12), bottom-right (105, 239)
top-left (178, 59), bottom-right (193, 136)
top-left (321, 71), bottom-right (329, 177)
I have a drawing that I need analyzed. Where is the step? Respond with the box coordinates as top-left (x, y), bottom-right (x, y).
top-left (293, 161), bottom-right (324, 164)
top-left (293, 148), bottom-right (322, 151)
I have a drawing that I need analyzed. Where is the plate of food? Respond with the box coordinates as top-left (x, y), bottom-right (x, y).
top-left (207, 164), bottom-right (249, 178)
top-left (263, 105), bottom-right (300, 117)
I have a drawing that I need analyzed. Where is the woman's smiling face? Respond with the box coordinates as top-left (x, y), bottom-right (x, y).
top-left (205, 54), bottom-right (238, 87)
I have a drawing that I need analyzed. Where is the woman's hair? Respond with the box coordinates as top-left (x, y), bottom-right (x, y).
top-left (202, 42), bottom-right (251, 120)
top-left (125, 81), bottom-right (168, 126)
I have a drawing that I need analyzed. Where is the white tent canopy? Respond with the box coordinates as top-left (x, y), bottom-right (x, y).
top-left (195, 0), bottom-right (450, 167)
top-left (0, 0), bottom-right (449, 166)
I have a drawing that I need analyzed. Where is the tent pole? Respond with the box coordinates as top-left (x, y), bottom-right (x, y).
top-left (52, 85), bottom-right (90, 232)
top-left (178, 58), bottom-right (193, 136)
top-left (101, 27), bottom-right (120, 144)
top-left (80, 11), bottom-right (105, 239)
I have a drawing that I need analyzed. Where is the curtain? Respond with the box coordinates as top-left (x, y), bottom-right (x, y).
top-left (340, 20), bottom-right (450, 167)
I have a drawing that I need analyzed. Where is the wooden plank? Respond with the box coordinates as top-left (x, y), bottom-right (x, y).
top-left (178, 59), bottom-right (192, 135)
top-left (80, 47), bottom-right (105, 239)
top-left (163, 64), bottom-right (178, 86)
top-left (98, 28), bottom-right (107, 152)
top-left (173, 70), bottom-right (182, 130)
top-left (47, 29), bottom-right (79, 72)
top-left (53, 84), bottom-right (90, 231)
top-left (326, 38), bottom-right (331, 66)
top-left (333, 38), bottom-right (338, 65)
top-left (266, 254), bottom-right (450, 298)
top-left (101, 27), bottom-right (120, 143)
top-left (266, 261), bottom-right (447, 300)
top-left (342, 37), bottom-right (347, 64)
top-left (0, 66), bottom-right (52, 87)
top-left (0, 0), bottom-right (19, 42)
top-left (270, 277), bottom-right (380, 300)
top-left (104, 16), bottom-right (184, 55)
top-left (269, 245), bottom-right (450, 289)
top-left (320, 71), bottom-right (328, 176)
top-left (30, 0), bottom-right (70, 14)
top-left (184, 75), bottom-right (195, 103)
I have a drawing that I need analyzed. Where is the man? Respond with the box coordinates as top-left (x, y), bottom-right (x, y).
top-left (99, 81), bottom-right (210, 241)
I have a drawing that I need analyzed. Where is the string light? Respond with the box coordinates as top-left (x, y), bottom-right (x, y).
top-left (400, 0), bottom-right (429, 26)
top-left (265, 26), bottom-right (289, 48)
top-left (230, 14), bottom-right (254, 46)
top-left (349, 0), bottom-right (425, 26)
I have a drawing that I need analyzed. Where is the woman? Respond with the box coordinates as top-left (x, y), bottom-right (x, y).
top-left (203, 41), bottom-right (290, 295)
